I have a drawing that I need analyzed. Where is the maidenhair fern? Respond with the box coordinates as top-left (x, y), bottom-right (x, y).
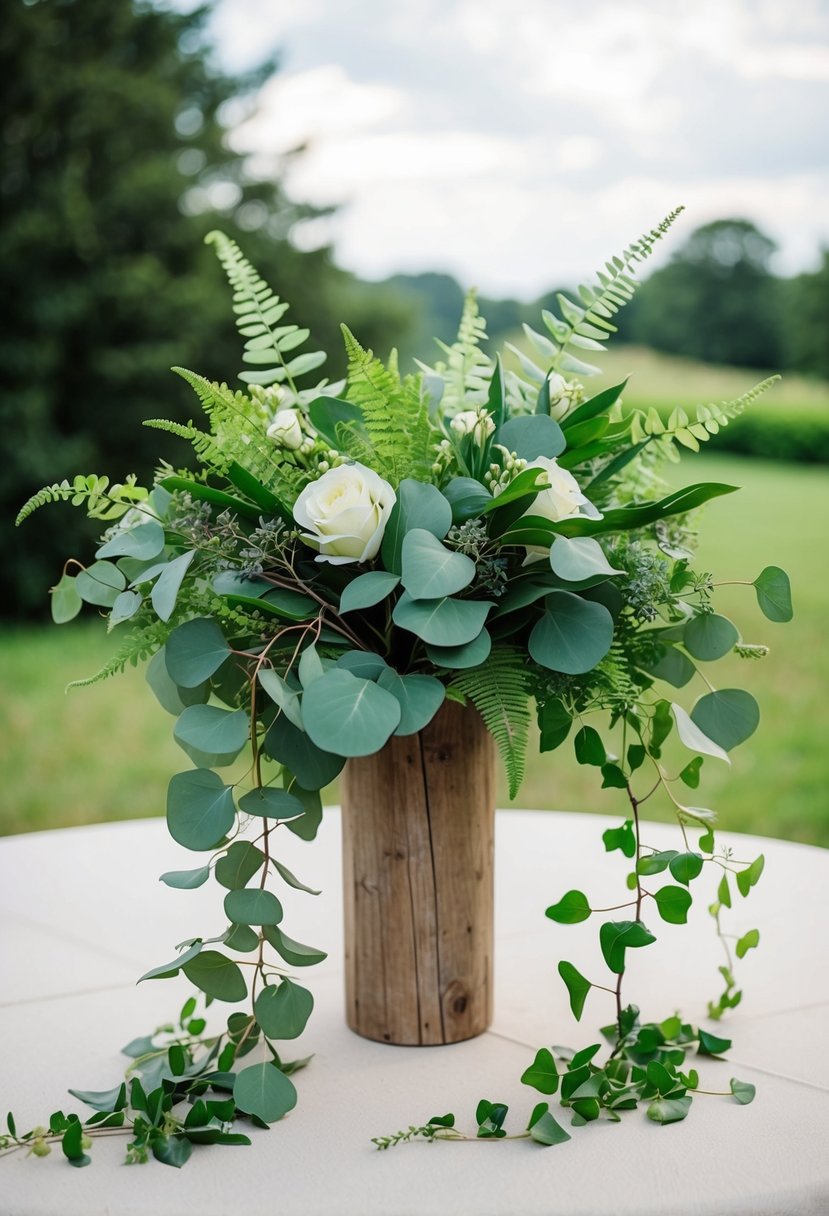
top-left (449, 648), bottom-right (533, 799)
top-left (340, 326), bottom-right (435, 486)
top-left (15, 474), bottom-right (148, 526)
top-left (417, 289), bottom-right (492, 413)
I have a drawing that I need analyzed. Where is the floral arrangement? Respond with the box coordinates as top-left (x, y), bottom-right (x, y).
top-left (7, 212), bottom-right (792, 1166)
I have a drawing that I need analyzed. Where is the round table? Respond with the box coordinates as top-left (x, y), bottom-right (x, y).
top-left (0, 810), bottom-right (826, 1215)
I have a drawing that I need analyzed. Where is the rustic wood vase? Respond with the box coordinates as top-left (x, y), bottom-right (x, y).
top-left (341, 699), bottom-right (495, 1046)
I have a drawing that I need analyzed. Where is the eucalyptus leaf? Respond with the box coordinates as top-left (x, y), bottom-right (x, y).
top-left (151, 550), bottom-right (196, 622)
top-left (254, 979), bottom-right (314, 1039)
top-left (339, 571), bottom-right (400, 614)
top-left (496, 414), bottom-right (565, 461)
top-left (165, 618), bottom-right (230, 687)
top-left (215, 841), bottom-right (265, 890)
top-left (96, 521), bottom-right (165, 561)
top-left (223, 888), bottom-right (283, 927)
top-left (393, 592), bottom-right (492, 647)
top-left (425, 628), bottom-right (492, 670)
top-left (753, 566), bottom-right (793, 622)
top-left (684, 613), bottom-right (738, 661)
top-left (263, 925), bottom-right (328, 967)
top-left (263, 715), bottom-right (345, 790)
top-left (401, 529), bottom-right (476, 600)
top-left (76, 561), bottom-right (126, 608)
top-left (166, 769), bottom-right (236, 852)
top-left (173, 705), bottom-right (249, 766)
top-left (301, 669), bottom-right (401, 757)
top-left (238, 787), bottom-right (305, 821)
top-left (50, 572), bottom-right (83, 624)
top-left (550, 536), bottom-right (623, 582)
top-left (691, 689), bottom-right (760, 752)
top-left (159, 865), bottom-right (210, 890)
top-left (380, 480), bottom-right (452, 574)
top-left (233, 1062), bottom-right (297, 1124)
top-left (376, 669), bottom-right (445, 736)
top-left (182, 950), bottom-right (247, 1002)
top-left (138, 939), bottom-right (203, 983)
top-left (671, 703), bottom-right (731, 765)
top-left (529, 591), bottom-right (614, 675)
top-left (258, 668), bottom-right (304, 730)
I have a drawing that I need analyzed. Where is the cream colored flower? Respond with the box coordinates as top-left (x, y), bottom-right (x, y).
top-left (450, 408), bottom-right (496, 444)
top-left (293, 463), bottom-right (396, 565)
top-left (546, 373), bottom-right (570, 421)
top-left (267, 408), bottom-right (304, 450)
top-left (521, 455), bottom-right (601, 562)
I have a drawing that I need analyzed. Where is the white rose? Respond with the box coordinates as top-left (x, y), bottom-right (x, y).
top-left (293, 462), bottom-right (396, 565)
top-left (267, 408), bottom-right (304, 450)
top-left (450, 409), bottom-right (495, 444)
top-left (521, 455), bottom-right (602, 562)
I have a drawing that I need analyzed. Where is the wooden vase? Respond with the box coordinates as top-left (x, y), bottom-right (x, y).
top-left (341, 699), bottom-right (495, 1046)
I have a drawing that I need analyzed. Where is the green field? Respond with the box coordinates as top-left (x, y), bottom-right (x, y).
top-left (2, 454), bottom-right (827, 844)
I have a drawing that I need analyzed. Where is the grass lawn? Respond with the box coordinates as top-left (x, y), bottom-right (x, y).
top-left (1, 454), bottom-right (827, 844)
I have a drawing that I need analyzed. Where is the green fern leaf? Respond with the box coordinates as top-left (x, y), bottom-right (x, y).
top-left (418, 289), bottom-right (492, 413)
top-left (16, 474), bottom-right (148, 526)
top-left (449, 647), bottom-right (533, 799)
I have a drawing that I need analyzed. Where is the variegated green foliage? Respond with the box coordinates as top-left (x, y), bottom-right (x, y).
top-left (15, 474), bottom-right (148, 526)
top-left (417, 289), bottom-right (492, 412)
top-left (340, 326), bottom-right (435, 486)
top-left (449, 648), bottom-right (533, 799)
top-left (205, 230), bottom-right (328, 393)
top-left (506, 208), bottom-right (686, 412)
top-left (629, 377), bottom-right (780, 456)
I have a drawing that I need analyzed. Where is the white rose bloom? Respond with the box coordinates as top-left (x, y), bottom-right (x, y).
top-left (450, 408), bottom-right (496, 444)
top-left (521, 455), bottom-right (602, 562)
top-left (267, 408), bottom-right (304, 450)
top-left (293, 463), bottom-right (396, 565)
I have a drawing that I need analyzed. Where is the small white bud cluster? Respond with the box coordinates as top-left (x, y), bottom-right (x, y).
top-left (449, 408), bottom-right (496, 444)
top-left (548, 375), bottom-right (586, 422)
top-left (431, 437), bottom-right (454, 477)
top-left (250, 382), bottom-right (283, 425)
top-left (484, 446), bottom-right (527, 495)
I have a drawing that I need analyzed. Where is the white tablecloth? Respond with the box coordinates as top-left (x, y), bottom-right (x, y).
top-left (0, 810), bottom-right (826, 1215)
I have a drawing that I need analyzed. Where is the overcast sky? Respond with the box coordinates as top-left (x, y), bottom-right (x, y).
top-left (207, 0), bottom-right (829, 298)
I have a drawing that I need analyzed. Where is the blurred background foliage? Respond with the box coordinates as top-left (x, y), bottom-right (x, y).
top-left (1, 0), bottom-right (827, 840)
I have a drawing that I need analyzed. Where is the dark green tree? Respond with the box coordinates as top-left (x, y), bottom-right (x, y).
top-left (1, 0), bottom-right (413, 616)
top-left (784, 249), bottom-right (829, 380)
top-left (628, 219), bottom-right (783, 369)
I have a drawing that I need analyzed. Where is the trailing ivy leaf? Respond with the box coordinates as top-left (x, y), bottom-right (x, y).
top-left (254, 980), bottom-right (314, 1039)
top-left (649, 699), bottom-right (674, 758)
top-left (599, 920), bottom-right (656, 974)
top-left (736, 854), bottom-right (765, 897)
top-left (546, 890), bottom-right (591, 924)
top-left (521, 1048), bottom-right (559, 1095)
top-left (574, 725), bottom-right (605, 766)
top-left (679, 757), bottom-right (703, 789)
top-left (601, 763), bottom-right (627, 789)
top-left (697, 1029), bottom-right (732, 1057)
top-left (558, 960), bottom-right (591, 1020)
top-left (730, 1078), bottom-right (756, 1105)
top-left (182, 950), bottom-right (247, 1002)
top-left (647, 1095), bottom-right (692, 1125)
top-left (427, 1113), bottom-right (456, 1129)
top-left (718, 873), bottom-right (732, 909)
top-left (653, 885), bottom-right (692, 925)
top-left (538, 698), bottom-right (572, 753)
top-left (61, 1119), bottom-right (90, 1167)
top-left (691, 689), bottom-right (760, 752)
top-left (159, 866), bottom-right (210, 890)
top-left (735, 928), bottom-right (760, 959)
top-left (215, 842), bottom-right (266, 890)
top-left (603, 820), bottom-right (636, 858)
top-left (668, 852), bottom-right (704, 886)
top-left (753, 566), bottom-right (793, 622)
top-left (637, 850), bottom-right (677, 876)
top-left (528, 1109), bottom-right (571, 1147)
top-left (233, 1062), bottom-right (297, 1124)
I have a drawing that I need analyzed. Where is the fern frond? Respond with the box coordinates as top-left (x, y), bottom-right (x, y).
top-left (206, 230), bottom-right (327, 392)
top-left (340, 326), bottom-right (435, 485)
top-left (144, 418), bottom-right (222, 467)
top-left (449, 647), bottom-right (533, 799)
top-left (629, 376), bottom-right (780, 452)
top-left (16, 474), bottom-right (149, 526)
top-left (417, 289), bottom-right (492, 413)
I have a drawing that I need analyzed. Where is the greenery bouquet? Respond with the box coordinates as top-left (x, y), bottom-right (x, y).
top-left (10, 211), bottom-right (792, 1165)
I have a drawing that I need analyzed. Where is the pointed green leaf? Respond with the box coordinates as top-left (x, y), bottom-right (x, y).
top-left (546, 890), bottom-right (591, 924)
top-left (521, 1048), bottom-right (559, 1095)
top-left (653, 885), bottom-right (692, 924)
top-left (339, 571), bottom-right (400, 614)
top-left (159, 866), bottom-right (210, 890)
top-left (558, 960), bottom-right (591, 1020)
top-left (691, 689), bottom-right (760, 751)
top-left (182, 950), bottom-right (247, 1002)
top-left (753, 566), bottom-right (793, 622)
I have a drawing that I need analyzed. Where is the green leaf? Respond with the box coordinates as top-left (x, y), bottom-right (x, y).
top-left (263, 715), bottom-right (345, 790)
top-left (645, 645), bottom-right (696, 689)
top-left (238, 787), bottom-right (305, 821)
top-left (647, 1095), bottom-right (692, 1125)
top-left (562, 378), bottom-right (629, 429)
top-left (339, 571), bottom-right (401, 614)
top-left (151, 550), bottom-right (196, 622)
top-left (146, 648), bottom-right (208, 716)
top-left (51, 572), bottom-right (82, 623)
top-left (425, 628), bottom-right (492, 670)
top-left (520, 1048), bottom-right (559, 1094)
top-left (672, 703), bottom-right (731, 764)
top-left (393, 592), bottom-right (492, 647)
top-left (376, 669), bottom-right (445, 736)
top-left (68, 1083), bottom-right (127, 1113)
top-left (684, 613), bottom-right (739, 661)
top-left (138, 940), bottom-right (203, 983)
top-left (753, 566), bottom-right (793, 622)
top-left (691, 689), bottom-right (760, 751)
top-left (599, 920), bottom-right (656, 974)
top-left (233, 1062), bottom-right (297, 1124)
top-left (159, 865), bottom-right (210, 890)
top-left (182, 950), bottom-right (247, 1002)
top-left (254, 979), bottom-right (314, 1039)
top-left (603, 820), bottom-right (636, 858)
top-left (653, 885), bottom-right (693, 925)
top-left (381, 479), bottom-right (452, 574)
top-left (443, 477), bottom-right (492, 522)
top-left (528, 1109), bottom-right (571, 1146)
top-left (76, 561), bottom-right (126, 608)
top-left (736, 854), bottom-right (765, 897)
top-left (698, 1028), bottom-right (732, 1057)
top-left (215, 841), bottom-right (265, 890)
top-left (735, 928), bottom-right (760, 959)
top-left (730, 1078), bottom-right (756, 1105)
top-left (550, 536), bottom-right (623, 582)
top-left (538, 698), bottom-right (572, 753)
top-left (270, 858), bottom-right (321, 897)
top-left (61, 1120), bottom-right (90, 1166)
top-left (298, 644), bottom-right (325, 689)
top-left (649, 699), bottom-right (674, 757)
top-left (166, 769), bottom-right (236, 851)
top-left (546, 890), bottom-right (591, 924)
top-left (496, 414), bottom-right (565, 461)
top-left (601, 763), bottom-right (628, 790)
top-left (637, 850), bottom-right (677, 876)
top-left (152, 1133), bottom-right (192, 1168)
top-left (574, 725), bottom-right (606, 766)
top-left (401, 529), bottom-right (476, 600)
top-left (679, 757), bottom-right (703, 788)
top-left (224, 888), bottom-right (283, 926)
top-left (173, 705), bottom-right (249, 767)
top-left (308, 395), bottom-right (363, 446)
top-left (717, 873), bottom-right (732, 909)
top-left (284, 782), bottom-right (324, 840)
top-left (558, 960), bottom-right (591, 1020)
top-left (335, 650), bottom-right (388, 680)
top-left (301, 669), bottom-right (401, 757)
top-left (165, 618), bottom-right (230, 687)
top-left (109, 589), bottom-right (142, 627)
top-left (529, 591), bottom-right (614, 674)
top-left (223, 924), bottom-right (259, 952)
top-left (258, 669), bottom-right (303, 730)
top-left (668, 852), bottom-right (704, 886)
top-left (97, 520), bottom-right (165, 561)
top-left (263, 925), bottom-right (327, 967)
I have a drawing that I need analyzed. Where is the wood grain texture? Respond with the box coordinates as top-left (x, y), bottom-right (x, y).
top-left (341, 699), bottom-right (495, 1045)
